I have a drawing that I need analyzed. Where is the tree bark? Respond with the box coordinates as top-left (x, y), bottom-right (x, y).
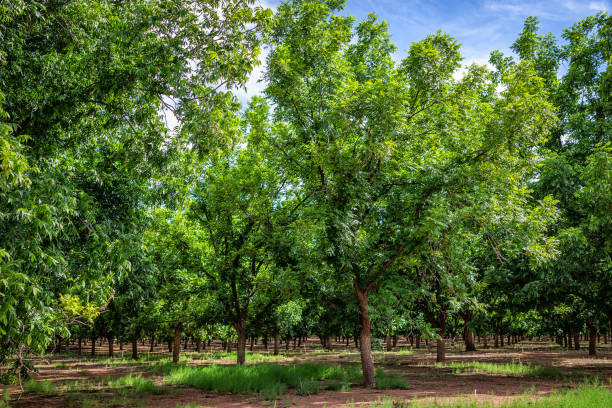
top-left (586, 318), bottom-right (597, 356)
top-left (483, 334), bottom-right (488, 348)
top-left (235, 317), bottom-right (247, 365)
top-left (168, 339), bottom-right (173, 353)
top-left (574, 331), bottom-right (580, 350)
top-left (78, 337), bottom-right (82, 356)
top-left (91, 335), bottom-right (96, 357)
top-left (107, 336), bottom-right (114, 357)
top-left (173, 322), bottom-right (183, 363)
top-left (355, 281), bottom-right (376, 388)
top-left (196, 338), bottom-right (203, 352)
top-left (150, 338), bottom-right (155, 352)
top-left (415, 335), bottom-right (421, 349)
top-left (326, 334), bottom-right (333, 351)
top-left (273, 332), bottom-right (279, 355)
top-left (132, 338), bottom-right (138, 360)
top-left (385, 332), bottom-right (392, 352)
top-left (464, 323), bottom-right (476, 352)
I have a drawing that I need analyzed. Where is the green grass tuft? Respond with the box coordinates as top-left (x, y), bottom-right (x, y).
top-left (375, 369), bottom-right (409, 389)
top-left (107, 374), bottom-right (164, 396)
top-left (369, 384), bottom-right (612, 407)
top-left (23, 379), bottom-right (55, 395)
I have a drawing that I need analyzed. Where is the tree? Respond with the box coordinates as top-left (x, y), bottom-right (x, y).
top-left (0, 0), bottom-right (270, 381)
top-left (264, 0), bottom-right (555, 386)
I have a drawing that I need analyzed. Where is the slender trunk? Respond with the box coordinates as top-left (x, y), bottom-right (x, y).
top-left (168, 340), bottom-right (173, 353)
top-left (107, 336), bottom-right (114, 357)
top-left (273, 332), bottom-right (279, 355)
top-left (78, 337), bottom-right (82, 356)
top-left (500, 332), bottom-right (504, 347)
top-left (91, 335), bottom-right (96, 357)
top-left (226, 339), bottom-right (232, 353)
top-left (196, 338), bottom-right (203, 352)
top-left (119, 341), bottom-right (123, 351)
top-left (235, 317), bottom-right (247, 365)
top-left (326, 334), bottom-right (333, 351)
top-left (574, 331), bottom-right (580, 350)
top-left (132, 338), bottom-right (138, 360)
top-left (415, 335), bottom-right (421, 349)
top-left (464, 323), bottom-right (476, 352)
top-left (483, 334), bottom-right (488, 348)
top-left (150, 338), bottom-right (155, 352)
top-left (385, 332), bottom-right (392, 352)
top-left (494, 331), bottom-right (499, 348)
top-left (355, 281), bottom-right (376, 388)
top-left (173, 322), bottom-right (183, 363)
top-left (393, 335), bottom-right (398, 348)
top-left (263, 333), bottom-right (268, 350)
top-left (586, 318), bottom-right (597, 356)
top-left (184, 337), bottom-right (188, 351)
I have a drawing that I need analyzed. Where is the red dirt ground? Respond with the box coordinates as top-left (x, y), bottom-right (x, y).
top-left (3, 339), bottom-right (612, 407)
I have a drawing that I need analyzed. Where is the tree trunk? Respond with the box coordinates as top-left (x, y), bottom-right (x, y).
top-left (326, 334), bottom-right (333, 351)
top-left (494, 331), bottom-right (499, 348)
top-left (464, 324), bottom-right (476, 352)
top-left (78, 337), bottom-right (82, 356)
top-left (385, 333), bottom-right (392, 352)
top-left (226, 339), bottom-right (232, 353)
top-left (184, 337), bottom-right (188, 351)
top-left (586, 318), bottom-right (597, 356)
top-left (235, 317), bottom-right (247, 365)
top-left (150, 339), bottom-right (155, 352)
top-left (273, 332), bottom-right (279, 355)
top-left (91, 335), bottom-right (96, 357)
top-left (173, 322), bottom-right (183, 363)
top-left (168, 339), bottom-right (173, 353)
top-left (436, 338), bottom-right (445, 363)
top-left (415, 335), bottom-right (421, 349)
top-left (574, 332), bottom-right (580, 350)
top-left (393, 335), bottom-right (398, 348)
top-left (132, 338), bottom-right (138, 360)
top-left (119, 341), bottom-right (123, 351)
top-left (263, 333), bottom-right (268, 350)
top-left (483, 334), bottom-right (488, 348)
top-left (355, 282), bottom-right (376, 388)
top-left (107, 336), bottom-right (114, 357)
top-left (196, 338), bottom-right (203, 352)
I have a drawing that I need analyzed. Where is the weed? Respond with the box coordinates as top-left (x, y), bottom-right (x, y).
top-left (23, 379), bottom-right (55, 395)
top-left (107, 374), bottom-right (164, 396)
top-left (374, 369), bottom-right (409, 389)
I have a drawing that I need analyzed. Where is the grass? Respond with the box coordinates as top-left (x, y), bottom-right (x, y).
top-left (437, 361), bottom-right (564, 379)
top-left (368, 383), bottom-right (612, 407)
top-left (162, 362), bottom-right (364, 399)
top-left (23, 379), bottom-right (55, 395)
top-left (374, 368), bottom-right (409, 389)
top-left (107, 373), bottom-right (165, 396)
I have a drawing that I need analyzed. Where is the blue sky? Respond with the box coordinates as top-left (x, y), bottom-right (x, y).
top-left (235, 0), bottom-right (609, 103)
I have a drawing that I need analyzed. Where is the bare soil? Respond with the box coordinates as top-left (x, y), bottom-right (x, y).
top-left (3, 339), bottom-right (611, 407)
